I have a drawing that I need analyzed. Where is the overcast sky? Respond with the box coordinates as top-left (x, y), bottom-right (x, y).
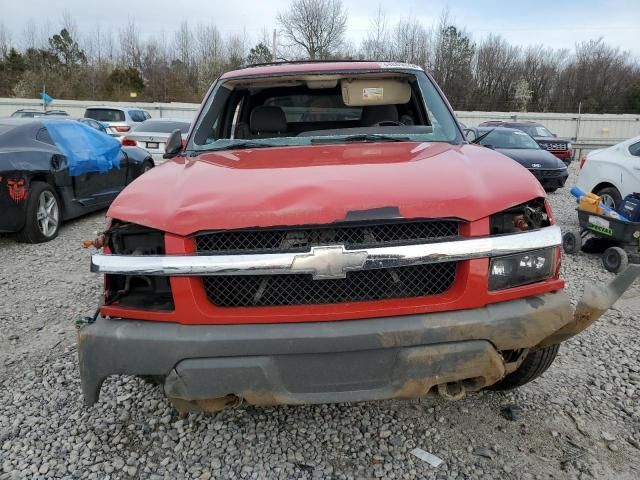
top-left (2, 0), bottom-right (640, 57)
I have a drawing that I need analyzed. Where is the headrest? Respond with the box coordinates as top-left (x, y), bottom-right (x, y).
top-left (361, 105), bottom-right (399, 126)
top-left (250, 106), bottom-right (287, 133)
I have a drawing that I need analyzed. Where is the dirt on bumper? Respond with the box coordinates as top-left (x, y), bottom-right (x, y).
top-left (78, 266), bottom-right (639, 412)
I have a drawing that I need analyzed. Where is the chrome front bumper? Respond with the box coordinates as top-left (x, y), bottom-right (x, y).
top-left (90, 225), bottom-right (563, 278)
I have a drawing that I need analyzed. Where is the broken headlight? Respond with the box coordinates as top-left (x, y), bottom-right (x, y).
top-left (104, 222), bottom-right (174, 311)
top-left (490, 198), bottom-right (550, 234)
top-left (489, 247), bottom-right (557, 291)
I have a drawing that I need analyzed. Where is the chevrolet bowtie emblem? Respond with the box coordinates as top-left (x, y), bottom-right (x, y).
top-left (291, 246), bottom-right (368, 280)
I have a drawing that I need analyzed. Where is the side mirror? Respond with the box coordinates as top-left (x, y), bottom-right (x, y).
top-left (164, 129), bottom-right (182, 159)
top-left (463, 128), bottom-right (477, 142)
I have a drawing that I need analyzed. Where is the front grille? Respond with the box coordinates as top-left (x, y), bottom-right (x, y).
top-left (203, 262), bottom-right (457, 307)
top-left (195, 220), bottom-right (459, 254)
top-left (531, 169), bottom-right (563, 178)
top-left (541, 143), bottom-right (567, 152)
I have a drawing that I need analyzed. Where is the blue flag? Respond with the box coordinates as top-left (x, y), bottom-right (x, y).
top-left (39, 91), bottom-right (53, 105)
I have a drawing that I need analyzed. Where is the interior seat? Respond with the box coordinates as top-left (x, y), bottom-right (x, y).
top-left (249, 106), bottom-right (288, 138)
top-left (360, 105), bottom-right (399, 126)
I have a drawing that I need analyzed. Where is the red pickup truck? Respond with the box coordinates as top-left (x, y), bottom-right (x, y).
top-left (79, 61), bottom-right (639, 413)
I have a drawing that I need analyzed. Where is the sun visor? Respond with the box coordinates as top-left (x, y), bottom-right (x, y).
top-left (43, 120), bottom-right (121, 176)
top-left (341, 79), bottom-right (411, 106)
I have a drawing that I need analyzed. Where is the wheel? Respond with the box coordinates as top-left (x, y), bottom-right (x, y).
top-left (545, 188), bottom-right (558, 193)
top-left (142, 160), bottom-right (154, 173)
top-left (602, 246), bottom-right (628, 273)
top-left (489, 344), bottom-right (560, 390)
top-left (594, 186), bottom-right (622, 210)
top-left (562, 230), bottom-right (582, 254)
top-left (15, 182), bottom-right (61, 243)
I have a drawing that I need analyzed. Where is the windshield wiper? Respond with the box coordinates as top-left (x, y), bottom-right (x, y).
top-left (471, 129), bottom-right (494, 144)
top-left (311, 134), bottom-right (411, 144)
top-left (202, 141), bottom-right (282, 151)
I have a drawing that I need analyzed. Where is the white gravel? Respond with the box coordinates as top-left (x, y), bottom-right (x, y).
top-left (1, 163), bottom-right (639, 479)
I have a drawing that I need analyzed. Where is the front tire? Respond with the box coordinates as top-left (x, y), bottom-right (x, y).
top-left (490, 344), bottom-right (560, 390)
top-left (595, 186), bottom-right (622, 210)
top-left (15, 182), bottom-right (61, 243)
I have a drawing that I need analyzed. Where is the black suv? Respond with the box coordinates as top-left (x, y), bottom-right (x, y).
top-left (478, 120), bottom-right (572, 164)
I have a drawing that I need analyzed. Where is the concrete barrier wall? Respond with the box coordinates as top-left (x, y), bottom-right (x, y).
top-left (456, 111), bottom-right (640, 146)
top-left (0, 98), bottom-right (198, 120)
top-left (2, 97), bottom-right (639, 147)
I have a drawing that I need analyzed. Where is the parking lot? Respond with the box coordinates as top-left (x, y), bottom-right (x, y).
top-left (0, 163), bottom-right (638, 480)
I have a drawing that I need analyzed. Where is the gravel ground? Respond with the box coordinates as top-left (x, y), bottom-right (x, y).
top-left (1, 163), bottom-right (639, 480)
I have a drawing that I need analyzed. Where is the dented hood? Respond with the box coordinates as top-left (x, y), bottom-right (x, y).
top-left (108, 142), bottom-right (545, 236)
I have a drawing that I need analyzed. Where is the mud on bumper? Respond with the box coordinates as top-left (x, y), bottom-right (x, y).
top-left (79, 265), bottom-right (640, 410)
top-left (79, 291), bottom-right (577, 408)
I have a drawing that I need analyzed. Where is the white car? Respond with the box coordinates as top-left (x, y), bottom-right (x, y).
top-left (84, 106), bottom-right (152, 138)
top-left (576, 135), bottom-right (640, 209)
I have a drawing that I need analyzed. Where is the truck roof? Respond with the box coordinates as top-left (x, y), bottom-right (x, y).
top-left (221, 60), bottom-right (424, 79)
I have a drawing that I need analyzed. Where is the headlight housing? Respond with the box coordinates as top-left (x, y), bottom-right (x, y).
top-left (104, 222), bottom-right (174, 311)
top-left (490, 198), bottom-right (550, 234)
top-left (489, 247), bottom-right (557, 291)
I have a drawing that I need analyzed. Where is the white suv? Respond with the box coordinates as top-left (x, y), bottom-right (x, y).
top-left (84, 107), bottom-right (152, 137)
top-left (576, 136), bottom-right (640, 209)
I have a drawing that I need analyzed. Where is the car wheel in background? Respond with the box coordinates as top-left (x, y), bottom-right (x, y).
top-left (594, 186), bottom-right (622, 210)
top-left (15, 182), bottom-right (61, 243)
top-left (142, 160), bottom-right (154, 173)
top-left (545, 187), bottom-right (558, 193)
top-left (602, 246), bottom-right (628, 273)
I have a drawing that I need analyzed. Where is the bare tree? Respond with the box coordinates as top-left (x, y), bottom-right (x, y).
top-left (472, 34), bottom-right (521, 110)
top-left (521, 45), bottom-right (563, 111)
top-left (361, 6), bottom-right (389, 60)
top-left (0, 22), bottom-right (11, 58)
top-left (277, 0), bottom-right (347, 59)
top-left (119, 21), bottom-right (144, 71)
top-left (60, 10), bottom-right (79, 41)
top-left (22, 19), bottom-right (37, 50)
top-left (173, 21), bottom-right (193, 66)
top-left (225, 32), bottom-right (248, 69)
top-left (195, 23), bottom-right (225, 88)
top-left (432, 14), bottom-right (475, 107)
top-left (390, 16), bottom-right (431, 67)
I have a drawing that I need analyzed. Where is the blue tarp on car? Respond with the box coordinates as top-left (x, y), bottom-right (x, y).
top-left (42, 119), bottom-right (121, 176)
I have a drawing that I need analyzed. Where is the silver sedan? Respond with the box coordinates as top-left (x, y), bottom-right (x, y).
top-left (122, 119), bottom-right (191, 165)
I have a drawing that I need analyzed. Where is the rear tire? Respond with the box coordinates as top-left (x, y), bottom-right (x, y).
top-left (15, 182), bottom-right (61, 244)
top-left (142, 160), bottom-right (153, 173)
top-left (594, 186), bottom-right (622, 210)
top-left (602, 246), bottom-right (628, 273)
top-left (490, 344), bottom-right (560, 390)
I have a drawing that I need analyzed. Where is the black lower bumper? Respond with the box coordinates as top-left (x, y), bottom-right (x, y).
top-left (78, 291), bottom-right (573, 407)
